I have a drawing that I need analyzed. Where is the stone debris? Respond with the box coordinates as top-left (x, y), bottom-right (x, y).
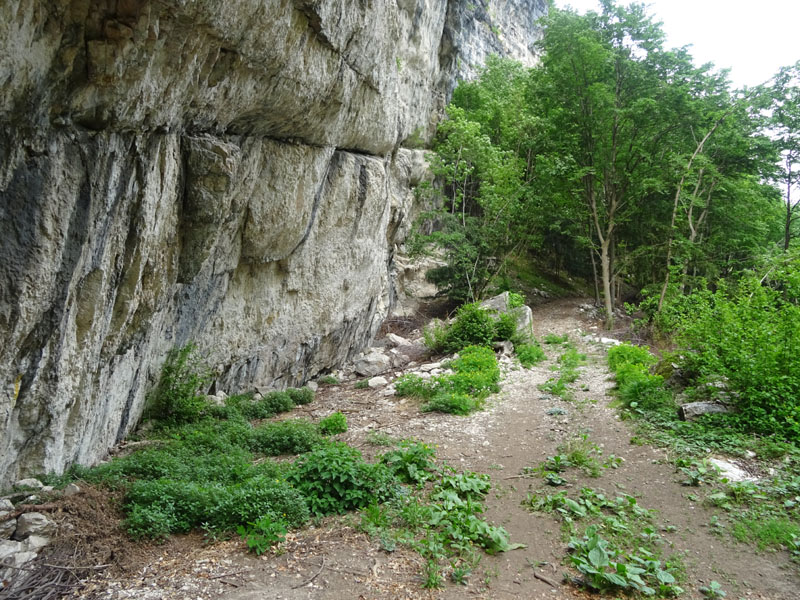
top-left (709, 458), bottom-right (758, 482)
top-left (385, 333), bottom-right (411, 348)
top-left (354, 351), bottom-right (392, 377)
top-left (63, 483), bottom-right (81, 497)
top-left (13, 512), bottom-right (57, 540)
top-left (368, 376), bottom-right (389, 388)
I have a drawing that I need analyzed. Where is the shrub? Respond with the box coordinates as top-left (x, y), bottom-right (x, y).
top-left (394, 374), bottom-right (438, 399)
top-left (380, 440), bottom-right (437, 484)
top-left (607, 342), bottom-right (657, 372)
top-left (493, 312), bottom-right (517, 341)
top-left (422, 392), bottom-right (481, 415)
top-left (288, 442), bottom-right (396, 516)
top-left (423, 319), bottom-right (450, 353)
top-left (447, 345), bottom-right (500, 395)
top-left (147, 344), bottom-right (213, 426)
top-left (261, 391), bottom-right (295, 414)
top-left (287, 387), bottom-right (315, 405)
top-left (249, 420), bottom-right (322, 455)
top-left (508, 292), bottom-right (525, 309)
top-left (544, 333), bottom-right (569, 345)
top-left (444, 303), bottom-right (496, 352)
top-left (517, 342), bottom-right (546, 367)
top-left (318, 412), bottom-right (348, 435)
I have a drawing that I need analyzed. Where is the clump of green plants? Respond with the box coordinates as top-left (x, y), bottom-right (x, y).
top-left (607, 342), bottom-right (658, 372)
top-left (380, 440), bottom-right (437, 484)
top-left (146, 343), bottom-right (213, 426)
top-left (538, 346), bottom-right (586, 400)
top-left (354, 379), bottom-right (370, 389)
top-left (544, 333), bottom-right (569, 345)
top-left (250, 419), bottom-right (324, 455)
top-left (287, 387), bottom-right (315, 405)
top-left (396, 346), bottom-right (500, 415)
top-left (288, 442), bottom-right (396, 516)
top-left (318, 412), bottom-right (348, 435)
top-left (508, 291), bottom-right (525, 309)
top-left (237, 514), bottom-right (288, 555)
top-left (516, 342), bottom-right (546, 368)
top-left (423, 303), bottom-right (524, 354)
top-left (319, 375), bottom-right (339, 385)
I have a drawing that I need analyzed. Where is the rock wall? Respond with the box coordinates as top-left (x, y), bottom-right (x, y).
top-left (0, 0), bottom-right (546, 486)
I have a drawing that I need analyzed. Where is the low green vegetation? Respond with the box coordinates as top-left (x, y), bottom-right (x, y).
top-left (525, 486), bottom-right (684, 597)
top-left (538, 342), bottom-right (586, 401)
top-left (54, 345), bottom-right (519, 588)
top-left (423, 302), bottom-right (526, 354)
top-left (606, 339), bottom-right (800, 558)
top-left (394, 345), bottom-right (500, 415)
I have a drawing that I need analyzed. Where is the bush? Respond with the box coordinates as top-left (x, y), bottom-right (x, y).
top-left (380, 440), bottom-right (437, 484)
top-left (249, 420), bottom-right (323, 456)
top-left (493, 312), bottom-right (517, 341)
top-left (261, 391), bottom-right (295, 414)
top-left (147, 344), bottom-right (213, 426)
top-left (288, 442), bottom-right (396, 516)
top-left (423, 319), bottom-right (450, 353)
top-left (318, 412), bottom-right (348, 435)
top-left (394, 374), bottom-right (437, 399)
top-left (444, 303), bottom-right (497, 351)
top-left (607, 342), bottom-right (657, 372)
top-left (287, 387), bottom-right (315, 405)
top-left (508, 292), bottom-right (525, 309)
top-left (517, 342), bottom-right (546, 367)
top-left (448, 345), bottom-right (500, 395)
top-left (422, 392), bottom-right (482, 415)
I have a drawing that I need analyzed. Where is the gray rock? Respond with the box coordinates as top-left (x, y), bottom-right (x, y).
top-left (306, 381), bottom-right (319, 393)
top-left (480, 292), bottom-right (535, 342)
top-left (678, 402), bottom-right (733, 421)
top-left (385, 333), bottom-right (411, 348)
top-left (368, 376), bottom-right (389, 388)
top-left (0, 499), bottom-right (13, 511)
top-left (354, 351), bottom-right (391, 377)
top-left (22, 535), bottom-right (51, 552)
top-left (13, 513), bottom-right (57, 540)
top-left (0, 0), bottom-right (547, 486)
top-left (419, 362), bottom-right (441, 372)
top-left (63, 483), bottom-right (81, 497)
top-left (493, 341), bottom-right (514, 356)
top-left (0, 513), bottom-right (16, 539)
top-left (14, 479), bottom-right (44, 491)
top-left (0, 539), bottom-right (24, 562)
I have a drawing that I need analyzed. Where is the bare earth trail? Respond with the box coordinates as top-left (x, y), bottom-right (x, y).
top-left (83, 298), bottom-right (800, 600)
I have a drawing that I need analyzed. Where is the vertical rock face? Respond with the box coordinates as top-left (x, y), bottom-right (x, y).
top-left (0, 0), bottom-right (546, 485)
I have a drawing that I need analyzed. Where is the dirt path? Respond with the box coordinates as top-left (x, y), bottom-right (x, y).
top-left (80, 298), bottom-right (799, 600)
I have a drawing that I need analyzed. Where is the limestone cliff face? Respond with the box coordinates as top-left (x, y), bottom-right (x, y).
top-left (0, 0), bottom-right (546, 485)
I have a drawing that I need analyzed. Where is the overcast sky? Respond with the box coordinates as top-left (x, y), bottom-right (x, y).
top-left (553, 1), bottom-right (800, 88)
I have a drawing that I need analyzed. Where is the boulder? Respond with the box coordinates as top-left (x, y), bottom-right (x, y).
top-left (368, 376), bottom-right (388, 388)
top-left (13, 512), bottom-right (57, 540)
top-left (63, 483), bottom-right (81, 497)
top-left (0, 513), bottom-right (16, 539)
top-left (355, 351), bottom-right (391, 377)
top-left (0, 499), bottom-right (13, 511)
top-left (14, 479), bottom-right (44, 491)
top-left (480, 292), bottom-right (534, 342)
top-left (678, 401), bottom-right (733, 421)
top-left (385, 333), bottom-right (411, 348)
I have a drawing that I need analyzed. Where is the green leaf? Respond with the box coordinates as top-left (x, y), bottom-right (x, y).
top-left (588, 546), bottom-right (609, 568)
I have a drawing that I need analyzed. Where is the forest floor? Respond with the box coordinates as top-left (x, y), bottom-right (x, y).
top-left (37, 298), bottom-right (800, 599)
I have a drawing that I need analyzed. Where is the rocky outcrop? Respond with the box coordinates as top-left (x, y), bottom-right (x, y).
top-left (0, 0), bottom-right (546, 486)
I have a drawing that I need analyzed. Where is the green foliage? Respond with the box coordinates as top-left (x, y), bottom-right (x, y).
top-left (607, 342), bottom-right (657, 372)
top-left (422, 392), bottom-right (483, 416)
top-left (319, 375), bottom-right (339, 385)
top-left (443, 303), bottom-right (497, 351)
top-left (493, 312), bottom-right (517, 341)
top-left (543, 333), bottom-right (569, 345)
top-left (699, 580), bottom-right (726, 598)
top-left (380, 440), bottom-right (437, 484)
top-left (422, 319), bottom-right (450, 353)
top-left (147, 344), bottom-right (213, 426)
top-left (318, 412), bottom-right (348, 436)
top-left (249, 419), bottom-right (323, 456)
top-left (354, 379), bottom-right (370, 389)
top-left (288, 442), bottom-right (396, 516)
top-left (516, 342), bottom-right (546, 367)
top-left (660, 253), bottom-right (800, 439)
top-left (507, 291), bottom-right (525, 309)
top-left (287, 387), bottom-right (315, 405)
top-left (237, 514), bottom-right (287, 555)
top-left (394, 374), bottom-right (437, 400)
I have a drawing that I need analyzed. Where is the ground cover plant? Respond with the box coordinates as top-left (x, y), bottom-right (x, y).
top-left (394, 345), bottom-right (501, 415)
top-left (538, 341), bottom-right (586, 401)
top-left (605, 340), bottom-right (800, 559)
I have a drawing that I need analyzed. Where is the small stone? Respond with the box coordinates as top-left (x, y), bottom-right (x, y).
top-left (306, 381), bottom-right (319, 392)
top-left (382, 387), bottom-right (396, 397)
top-left (355, 351), bottom-right (391, 377)
top-left (0, 499), bottom-right (13, 511)
top-left (368, 376), bottom-right (388, 388)
top-left (23, 535), bottom-right (50, 552)
top-left (14, 479), bottom-right (44, 491)
top-left (385, 333), bottom-right (410, 348)
top-left (13, 513), bottom-right (57, 540)
top-left (41, 486), bottom-right (54, 493)
top-left (63, 483), bottom-right (81, 497)
top-left (419, 362), bottom-right (440, 372)
top-left (0, 514), bottom-right (16, 539)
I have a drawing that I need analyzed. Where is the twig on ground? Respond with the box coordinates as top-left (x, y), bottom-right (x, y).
top-left (292, 557), bottom-right (325, 589)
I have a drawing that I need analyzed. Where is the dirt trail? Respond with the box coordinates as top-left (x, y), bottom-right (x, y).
top-left (79, 298), bottom-right (799, 600)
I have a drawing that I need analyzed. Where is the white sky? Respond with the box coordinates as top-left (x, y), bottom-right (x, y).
top-left (554, 1), bottom-right (800, 88)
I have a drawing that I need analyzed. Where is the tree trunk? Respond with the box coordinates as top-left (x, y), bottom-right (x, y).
top-left (590, 245), bottom-right (600, 306)
top-left (600, 238), bottom-right (614, 329)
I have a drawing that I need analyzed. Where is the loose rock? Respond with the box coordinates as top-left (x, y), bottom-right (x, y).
top-left (368, 376), bottom-right (389, 388)
top-left (13, 512), bottom-right (57, 540)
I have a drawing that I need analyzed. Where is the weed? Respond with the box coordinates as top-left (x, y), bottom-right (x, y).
top-left (699, 580), bottom-right (726, 598)
top-left (516, 342), bottom-right (546, 367)
top-left (544, 333), bottom-right (569, 345)
top-left (287, 387), bottom-right (315, 405)
top-left (318, 412), bottom-right (348, 435)
top-left (367, 431), bottom-right (397, 446)
top-left (237, 514), bottom-right (287, 555)
top-left (250, 419), bottom-right (323, 455)
top-left (319, 375), bottom-right (339, 385)
top-left (380, 440), bottom-right (437, 484)
top-left (147, 344), bottom-right (213, 426)
top-left (354, 379), bottom-right (370, 389)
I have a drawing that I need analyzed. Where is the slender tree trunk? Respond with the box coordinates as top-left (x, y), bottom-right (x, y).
top-left (600, 238), bottom-right (614, 329)
top-left (785, 170), bottom-right (793, 252)
top-left (590, 245), bottom-right (600, 306)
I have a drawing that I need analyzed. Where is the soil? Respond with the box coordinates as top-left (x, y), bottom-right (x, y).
top-left (9, 298), bottom-right (800, 600)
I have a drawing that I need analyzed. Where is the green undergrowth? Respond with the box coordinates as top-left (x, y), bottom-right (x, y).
top-left (606, 342), bottom-right (800, 560)
top-left (538, 339), bottom-right (587, 401)
top-left (48, 344), bottom-right (521, 589)
top-left (394, 345), bottom-right (500, 415)
top-left (525, 485), bottom-right (685, 597)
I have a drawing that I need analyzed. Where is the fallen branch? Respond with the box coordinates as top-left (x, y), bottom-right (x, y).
top-left (292, 557), bottom-right (325, 589)
top-left (533, 571), bottom-right (559, 588)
